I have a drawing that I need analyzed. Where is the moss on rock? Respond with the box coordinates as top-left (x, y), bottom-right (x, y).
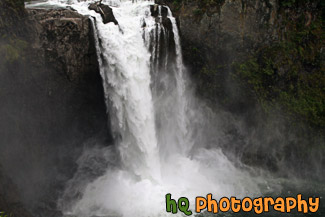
top-left (235, 5), bottom-right (324, 128)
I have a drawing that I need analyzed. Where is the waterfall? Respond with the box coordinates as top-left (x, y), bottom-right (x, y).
top-left (28, 1), bottom-right (268, 217)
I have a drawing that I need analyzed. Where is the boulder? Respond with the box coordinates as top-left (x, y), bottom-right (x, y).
top-left (89, 2), bottom-right (118, 25)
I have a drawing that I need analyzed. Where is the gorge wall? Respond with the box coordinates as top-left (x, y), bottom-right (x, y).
top-left (164, 0), bottom-right (324, 127)
top-left (161, 0), bottom-right (324, 179)
top-left (0, 1), bottom-right (110, 216)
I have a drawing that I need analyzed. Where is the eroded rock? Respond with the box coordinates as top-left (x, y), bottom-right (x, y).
top-left (89, 2), bottom-right (118, 25)
top-left (28, 8), bottom-right (98, 82)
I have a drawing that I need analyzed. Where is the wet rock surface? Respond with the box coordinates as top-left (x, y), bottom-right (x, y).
top-left (149, 4), bottom-right (176, 70)
top-left (150, 4), bottom-right (168, 17)
top-left (88, 2), bottom-right (118, 25)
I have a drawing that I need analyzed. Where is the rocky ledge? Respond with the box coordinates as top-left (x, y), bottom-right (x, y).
top-left (89, 2), bottom-right (118, 25)
top-left (27, 8), bottom-right (99, 82)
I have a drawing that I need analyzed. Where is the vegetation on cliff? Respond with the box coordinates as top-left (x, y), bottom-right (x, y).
top-left (235, 0), bottom-right (324, 128)
top-left (165, 0), bottom-right (324, 129)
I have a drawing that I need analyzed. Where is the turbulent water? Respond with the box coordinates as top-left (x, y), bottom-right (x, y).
top-left (26, 0), bottom-right (296, 217)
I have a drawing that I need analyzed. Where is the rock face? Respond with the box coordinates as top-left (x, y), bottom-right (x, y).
top-left (164, 0), bottom-right (324, 180)
top-left (150, 4), bottom-right (172, 31)
top-left (28, 9), bottom-right (99, 81)
top-left (89, 2), bottom-right (118, 25)
top-left (149, 4), bottom-right (176, 70)
top-left (165, 0), bottom-right (279, 108)
top-left (165, 0), bottom-right (322, 115)
top-left (0, 0), bottom-right (26, 35)
top-left (150, 4), bottom-right (168, 17)
top-left (0, 7), bottom-right (110, 217)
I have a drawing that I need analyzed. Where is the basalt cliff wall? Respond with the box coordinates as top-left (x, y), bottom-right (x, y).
top-left (155, 0), bottom-right (325, 182)
top-left (164, 0), bottom-right (324, 127)
top-left (0, 1), bottom-right (109, 216)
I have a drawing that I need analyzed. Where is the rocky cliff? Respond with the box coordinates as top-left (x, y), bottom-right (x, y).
top-left (161, 0), bottom-right (324, 179)
top-left (28, 8), bottom-right (100, 81)
top-left (164, 0), bottom-right (324, 128)
top-left (0, 3), bottom-right (110, 216)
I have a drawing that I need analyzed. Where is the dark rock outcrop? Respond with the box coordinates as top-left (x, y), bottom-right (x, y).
top-left (149, 4), bottom-right (176, 70)
top-left (28, 9), bottom-right (99, 81)
top-left (0, 7), bottom-right (110, 217)
top-left (150, 4), bottom-right (171, 31)
top-left (89, 2), bottom-right (118, 25)
top-left (150, 4), bottom-right (168, 17)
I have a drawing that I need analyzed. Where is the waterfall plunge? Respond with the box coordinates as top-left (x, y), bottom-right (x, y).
top-left (33, 1), bottom-right (267, 216)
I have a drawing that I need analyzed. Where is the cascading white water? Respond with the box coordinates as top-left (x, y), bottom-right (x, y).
top-left (27, 1), bottom-right (270, 217)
